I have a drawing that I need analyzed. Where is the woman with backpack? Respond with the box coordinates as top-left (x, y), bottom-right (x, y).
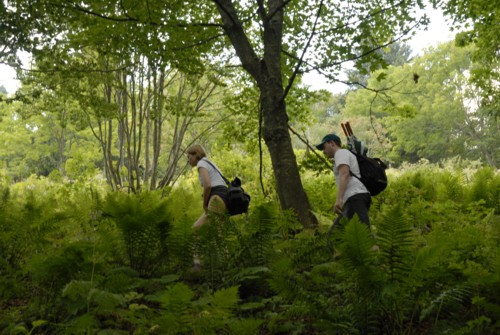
top-left (186, 144), bottom-right (228, 228)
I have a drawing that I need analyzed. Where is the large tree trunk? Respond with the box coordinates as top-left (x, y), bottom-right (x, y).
top-left (215, 0), bottom-right (317, 228)
top-left (261, 86), bottom-right (317, 227)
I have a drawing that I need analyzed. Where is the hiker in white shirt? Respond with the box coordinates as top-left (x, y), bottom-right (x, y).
top-left (186, 144), bottom-right (228, 228)
top-left (316, 133), bottom-right (372, 226)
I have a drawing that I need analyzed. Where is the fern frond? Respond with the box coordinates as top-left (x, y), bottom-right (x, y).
top-left (61, 280), bottom-right (127, 330)
top-left (435, 171), bottom-right (465, 202)
top-left (267, 256), bottom-right (301, 300)
top-left (227, 318), bottom-right (264, 335)
top-left (376, 205), bottom-right (415, 283)
top-left (156, 282), bottom-right (195, 310)
top-left (164, 188), bottom-right (200, 271)
top-left (210, 286), bottom-right (239, 312)
top-left (338, 219), bottom-right (377, 272)
top-left (234, 203), bottom-right (277, 268)
top-left (65, 314), bottom-right (98, 334)
top-left (420, 285), bottom-right (472, 323)
top-left (192, 209), bottom-right (245, 288)
top-left (467, 167), bottom-right (500, 212)
top-left (152, 282), bottom-right (195, 334)
top-left (101, 191), bottom-right (173, 277)
top-left (409, 243), bottom-right (445, 284)
top-left (100, 266), bottom-right (140, 294)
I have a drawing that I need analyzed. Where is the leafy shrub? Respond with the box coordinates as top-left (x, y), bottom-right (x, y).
top-left (0, 160), bottom-right (499, 334)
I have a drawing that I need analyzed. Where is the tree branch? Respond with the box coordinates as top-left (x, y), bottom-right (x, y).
top-left (211, 0), bottom-right (262, 81)
top-left (61, 0), bottom-right (223, 28)
top-left (288, 125), bottom-right (332, 169)
top-left (320, 20), bottom-right (424, 69)
top-left (280, 18), bottom-right (423, 93)
top-left (268, 0), bottom-right (294, 21)
top-left (283, 0), bottom-right (324, 101)
top-left (320, 0), bottom-right (412, 36)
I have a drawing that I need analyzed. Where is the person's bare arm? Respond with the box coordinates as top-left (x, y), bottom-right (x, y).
top-left (335, 164), bottom-right (350, 214)
top-left (198, 167), bottom-right (212, 211)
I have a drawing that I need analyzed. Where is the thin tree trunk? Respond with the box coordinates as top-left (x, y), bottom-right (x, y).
top-left (103, 81), bottom-right (121, 190)
top-left (136, 61), bottom-right (147, 190)
top-left (145, 68), bottom-right (154, 185)
top-left (150, 68), bottom-right (165, 189)
top-left (117, 71), bottom-right (132, 191)
top-left (57, 108), bottom-right (67, 174)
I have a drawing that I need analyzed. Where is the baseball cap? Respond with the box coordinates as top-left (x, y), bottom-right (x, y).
top-left (315, 133), bottom-right (341, 150)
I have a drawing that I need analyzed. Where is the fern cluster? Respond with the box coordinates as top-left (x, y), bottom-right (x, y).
top-left (0, 164), bottom-right (499, 334)
top-left (100, 191), bottom-right (173, 277)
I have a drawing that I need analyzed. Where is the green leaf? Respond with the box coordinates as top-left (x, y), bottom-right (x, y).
top-left (157, 283), bottom-right (194, 310)
top-left (31, 320), bottom-right (48, 328)
top-left (376, 72), bottom-right (387, 81)
top-left (211, 286), bottom-right (239, 311)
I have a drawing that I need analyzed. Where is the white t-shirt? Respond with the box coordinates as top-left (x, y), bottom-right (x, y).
top-left (197, 158), bottom-right (227, 188)
top-left (333, 149), bottom-right (369, 203)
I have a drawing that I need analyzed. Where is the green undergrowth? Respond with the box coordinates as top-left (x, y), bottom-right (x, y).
top-left (0, 163), bottom-right (499, 334)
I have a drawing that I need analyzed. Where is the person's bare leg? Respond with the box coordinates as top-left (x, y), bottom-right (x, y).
top-left (192, 196), bottom-right (225, 228)
top-left (191, 196), bottom-right (227, 268)
top-left (191, 212), bottom-right (207, 269)
top-left (193, 213), bottom-right (207, 228)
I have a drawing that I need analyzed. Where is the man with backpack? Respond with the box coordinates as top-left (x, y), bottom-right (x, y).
top-left (316, 133), bottom-right (372, 227)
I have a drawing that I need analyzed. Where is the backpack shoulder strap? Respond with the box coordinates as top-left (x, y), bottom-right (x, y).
top-left (347, 150), bottom-right (362, 180)
top-left (202, 158), bottom-right (230, 185)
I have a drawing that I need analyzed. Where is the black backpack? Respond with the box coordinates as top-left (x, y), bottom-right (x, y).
top-left (341, 122), bottom-right (388, 196)
top-left (204, 159), bottom-right (251, 216)
top-left (226, 176), bottom-right (251, 216)
top-left (348, 150), bottom-right (388, 196)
